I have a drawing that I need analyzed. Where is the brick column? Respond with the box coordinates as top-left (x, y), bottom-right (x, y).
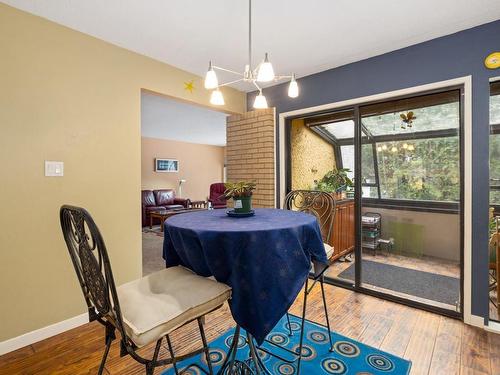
top-left (226, 108), bottom-right (275, 208)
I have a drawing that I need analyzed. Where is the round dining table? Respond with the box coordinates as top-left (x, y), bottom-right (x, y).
top-left (162, 208), bottom-right (328, 373)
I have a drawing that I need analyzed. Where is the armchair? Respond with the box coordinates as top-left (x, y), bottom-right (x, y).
top-left (208, 183), bottom-right (227, 209)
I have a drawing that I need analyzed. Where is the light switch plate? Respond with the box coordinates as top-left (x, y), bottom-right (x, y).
top-left (45, 161), bottom-right (64, 177)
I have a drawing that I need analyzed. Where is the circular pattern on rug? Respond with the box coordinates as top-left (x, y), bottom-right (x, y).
top-left (307, 330), bottom-right (328, 344)
top-left (257, 348), bottom-right (271, 362)
top-left (366, 354), bottom-right (394, 371)
top-left (224, 334), bottom-right (247, 349)
top-left (291, 344), bottom-right (316, 361)
top-left (333, 341), bottom-right (360, 357)
top-left (284, 320), bottom-right (302, 332)
top-left (274, 362), bottom-right (296, 374)
top-left (321, 358), bottom-right (347, 374)
top-left (180, 366), bottom-right (202, 375)
top-left (201, 348), bottom-right (226, 366)
top-left (268, 332), bottom-right (289, 346)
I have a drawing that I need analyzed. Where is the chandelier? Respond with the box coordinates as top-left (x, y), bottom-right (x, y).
top-left (204, 0), bottom-right (299, 108)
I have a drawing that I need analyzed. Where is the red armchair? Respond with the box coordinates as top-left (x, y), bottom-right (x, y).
top-left (208, 183), bottom-right (227, 209)
top-left (141, 189), bottom-right (190, 226)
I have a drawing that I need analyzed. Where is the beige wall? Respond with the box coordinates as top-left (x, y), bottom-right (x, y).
top-left (291, 119), bottom-right (336, 190)
top-left (361, 207), bottom-right (460, 261)
top-left (0, 3), bottom-right (245, 343)
top-left (226, 109), bottom-right (275, 208)
top-left (141, 137), bottom-right (224, 201)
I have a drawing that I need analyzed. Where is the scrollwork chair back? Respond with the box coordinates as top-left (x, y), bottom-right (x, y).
top-left (60, 205), bottom-right (128, 341)
top-left (284, 190), bottom-right (336, 245)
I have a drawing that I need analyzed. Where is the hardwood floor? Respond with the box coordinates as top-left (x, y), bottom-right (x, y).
top-left (1, 284), bottom-right (499, 375)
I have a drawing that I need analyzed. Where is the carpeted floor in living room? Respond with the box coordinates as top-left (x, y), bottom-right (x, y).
top-left (142, 227), bottom-right (166, 276)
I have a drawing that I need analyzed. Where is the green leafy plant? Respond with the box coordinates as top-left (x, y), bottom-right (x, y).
top-left (224, 181), bottom-right (257, 199)
top-left (314, 168), bottom-right (353, 193)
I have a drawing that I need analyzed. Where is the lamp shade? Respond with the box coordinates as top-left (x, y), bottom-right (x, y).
top-left (210, 89), bottom-right (225, 105)
top-left (253, 92), bottom-right (268, 109)
top-left (256, 53), bottom-right (275, 82)
top-left (288, 74), bottom-right (299, 98)
top-left (204, 61), bottom-right (218, 89)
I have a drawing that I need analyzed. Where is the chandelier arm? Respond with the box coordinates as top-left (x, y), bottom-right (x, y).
top-left (252, 80), bottom-right (262, 91)
top-left (212, 65), bottom-right (244, 76)
top-left (218, 78), bottom-right (245, 87)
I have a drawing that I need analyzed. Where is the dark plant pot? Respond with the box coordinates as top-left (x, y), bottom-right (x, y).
top-left (233, 196), bottom-right (252, 213)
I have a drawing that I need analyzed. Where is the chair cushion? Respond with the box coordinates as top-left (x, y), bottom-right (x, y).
top-left (117, 266), bottom-right (231, 348)
top-left (324, 243), bottom-right (334, 260)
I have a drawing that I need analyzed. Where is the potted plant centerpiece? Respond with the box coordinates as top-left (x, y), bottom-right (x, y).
top-left (224, 181), bottom-right (256, 214)
top-left (314, 168), bottom-right (353, 199)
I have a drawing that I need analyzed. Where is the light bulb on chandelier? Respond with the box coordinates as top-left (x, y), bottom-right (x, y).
top-left (253, 90), bottom-right (268, 109)
top-left (210, 88), bottom-right (225, 106)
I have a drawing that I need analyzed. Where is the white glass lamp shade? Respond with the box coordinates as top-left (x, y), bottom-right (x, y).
top-left (407, 144), bottom-right (415, 151)
top-left (253, 91), bottom-right (268, 109)
top-left (204, 61), bottom-right (218, 89)
top-left (288, 74), bottom-right (299, 98)
top-left (210, 89), bottom-right (225, 106)
top-left (256, 53), bottom-right (275, 82)
top-left (391, 146), bottom-right (398, 153)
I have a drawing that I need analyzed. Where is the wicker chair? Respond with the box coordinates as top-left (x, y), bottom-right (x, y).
top-left (60, 205), bottom-right (231, 375)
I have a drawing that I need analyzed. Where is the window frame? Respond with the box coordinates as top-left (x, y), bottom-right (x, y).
top-left (306, 99), bottom-right (461, 211)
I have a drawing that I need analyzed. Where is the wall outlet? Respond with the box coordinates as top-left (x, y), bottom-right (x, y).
top-left (45, 161), bottom-right (64, 177)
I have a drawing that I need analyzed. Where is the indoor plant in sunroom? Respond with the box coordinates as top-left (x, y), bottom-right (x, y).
top-left (314, 168), bottom-right (354, 199)
top-left (224, 181), bottom-right (257, 213)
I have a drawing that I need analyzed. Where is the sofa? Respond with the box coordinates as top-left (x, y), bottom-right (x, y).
top-left (141, 189), bottom-right (190, 226)
top-left (208, 183), bottom-right (227, 209)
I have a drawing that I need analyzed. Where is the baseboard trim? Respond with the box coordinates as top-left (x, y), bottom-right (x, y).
top-left (0, 313), bottom-right (88, 355)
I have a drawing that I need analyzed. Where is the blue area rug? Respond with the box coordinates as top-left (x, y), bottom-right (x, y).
top-left (162, 314), bottom-right (411, 374)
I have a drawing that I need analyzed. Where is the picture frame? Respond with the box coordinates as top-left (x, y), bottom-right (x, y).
top-left (155, 158), bottom-right (179, 173)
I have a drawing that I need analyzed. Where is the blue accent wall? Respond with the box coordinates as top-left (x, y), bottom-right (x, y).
top-left (248, 20), bottom-right (500, 319)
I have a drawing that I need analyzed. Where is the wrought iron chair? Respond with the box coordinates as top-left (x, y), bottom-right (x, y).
top-left (259, 190), bottom-right (336, 374)
top-left (60, 205), bottom-right (231, 375)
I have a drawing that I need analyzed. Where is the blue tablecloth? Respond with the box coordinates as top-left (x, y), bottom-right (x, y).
top-left (162, 208), bottom-right (327, 344)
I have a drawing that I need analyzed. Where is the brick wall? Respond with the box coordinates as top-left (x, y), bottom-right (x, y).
top-left (226, 108), bottom-right (275, 208)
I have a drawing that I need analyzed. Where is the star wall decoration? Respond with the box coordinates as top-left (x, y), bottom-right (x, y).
top-left (184, 80), bottom-right (195, 93)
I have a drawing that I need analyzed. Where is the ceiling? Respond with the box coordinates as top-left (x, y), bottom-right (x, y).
top-left (3, 0), bottom-right (500, 92)
top-left (141, 92), bottom-right (228, 146)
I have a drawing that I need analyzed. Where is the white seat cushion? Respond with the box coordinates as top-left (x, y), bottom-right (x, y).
top-left (324, 243), bottom-right (334, 260)
top-left (117, 266), bottom-right (231, 348)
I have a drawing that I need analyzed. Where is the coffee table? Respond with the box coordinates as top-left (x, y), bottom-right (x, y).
top-left (149, 208), bottom-right (206, 232)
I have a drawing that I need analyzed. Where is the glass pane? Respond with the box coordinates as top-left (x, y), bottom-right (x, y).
top-left (320, 120), bottom-right (355, 139)
top-left (491, 190), bottom-right (500, 205)
top-left (376, 137), bottom-right (460, 201)
top-left (490, 134), bottom-right (500, 188)
top-left (360, 89), bottom-right (461, 313)
top-left (491, 93), bottom-right (500, 125)
top-left (362, 91), bottom-right (460, 136)
top-left (361, 144), bottom-right (376, 184)
top-left (340, 145), bottom-right (355, 181)
top-left (362, 185), bottom-right (378, 198)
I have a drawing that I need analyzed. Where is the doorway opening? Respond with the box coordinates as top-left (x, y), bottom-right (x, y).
top-left (140, 90), bottom-right (229, 276)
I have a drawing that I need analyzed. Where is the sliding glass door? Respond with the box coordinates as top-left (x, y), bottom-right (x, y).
top-left (358, 90), bottom-right (463, 314)
top-left (286, 86), bottom-right (464, 316)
